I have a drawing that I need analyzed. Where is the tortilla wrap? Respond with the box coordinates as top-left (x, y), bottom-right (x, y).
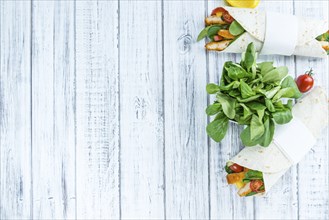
top-left (221, 7), bottom-right (328, 58)
top-left (228, 87), bottom-right (329, 195)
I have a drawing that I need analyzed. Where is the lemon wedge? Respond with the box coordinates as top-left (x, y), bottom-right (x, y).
top-left (226, 0), bottom-right (260, 8)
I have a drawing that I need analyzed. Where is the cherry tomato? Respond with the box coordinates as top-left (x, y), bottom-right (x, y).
top-left (222, 12), bottom-right (235, 24)
top-left (211, 7), bottom-right (227, 16)
top-left (250, 180), bottom-right (264, 192)
top-left (229, 163), bottom-right (244, 173)
top-left (296, 69), bottom-right (314, 93)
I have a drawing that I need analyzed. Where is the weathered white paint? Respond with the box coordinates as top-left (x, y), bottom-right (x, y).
top-left (75, 1), bottom-right (120, 219)
top-left (0, 0), bottom-right (328, 219)
top-left (294, 2), bottom-right (329, 219)
top-left (163, 1), bottom-right (209, 219)
top-left (0, 1), bottom-right (32, 219)
top-left (31, 1), bottom-right (76, 219)
top-left (119, 1), bottom-right (165, 218)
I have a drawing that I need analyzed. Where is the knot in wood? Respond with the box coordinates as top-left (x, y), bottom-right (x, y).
top-left (177, 34), bottom-right (192, 54)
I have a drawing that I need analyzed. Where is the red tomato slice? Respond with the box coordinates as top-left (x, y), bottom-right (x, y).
top-left (296, 69), bottom-right (314, 93)
top-left (250, 180), bottom-right (264, 192)
top-left (229, 163), bottom-right (244, 173)
top-left (213, 35), bottom-right (224, 42)
top-left (222, 12), bottom-right (234, 24)
top-left (211, 7), bottom-right (227, 16)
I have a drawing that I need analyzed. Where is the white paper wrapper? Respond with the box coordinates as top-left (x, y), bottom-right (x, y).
top-left (221, 7), bottom-right (328, 58)
top-left (228, 87), bottom-right (329, 196)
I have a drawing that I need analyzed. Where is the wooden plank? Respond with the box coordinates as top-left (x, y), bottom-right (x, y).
top-left (207, 1), bottom-right (255, 218)
top-left (294, 1), bottom-right (329, 219)
top-left (0, 1), bottom-right (32, 219)
top-left (119, 1), bottom-right (164, 218)
top-left (75, 1), bottom-right (120, 219)
top-left (163, 1), bottom-right (209, 219)
top-left (31, 2), bottom-right (76, 219)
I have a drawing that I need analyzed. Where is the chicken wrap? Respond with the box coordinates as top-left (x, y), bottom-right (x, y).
top-left (198, 7), bottom-right (329, 58)
top-left (225, 87), bottom-right (329, 196)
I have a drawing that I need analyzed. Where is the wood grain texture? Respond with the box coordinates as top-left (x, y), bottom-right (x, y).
top-left (75, 1), bottom-right (120, 219)
top-left (0, 1), bottom-right (328, 219)
top-left (163, 1), bottom-right (209, 219)
top-left (119, 1), bottom-right (165, 218)
top-left (294, 1), bottom-right (329, 219)
top-left (31, 1), bottom-right (76, 219)
top-left (0, 1), bottom-right (32, 219)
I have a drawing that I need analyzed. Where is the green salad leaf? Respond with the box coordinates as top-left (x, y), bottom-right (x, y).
top-left (216, 93), bottom-right (236, 119)
top-left (259, 117), bottom-right (275, 147)
top-left (241, 43), bottom-right (257, 74)
top-left (205, 42), bottom-right (301, 147)
top-left (197, 26), bottom-right (211, 42)
top-left (250, 115), bottom-right (265, 141)
top-left (206, 83), bottom-right (220, 94)
top-left (261, 66), bottom-right (288, 83)
top-left (240, 80), bottom-right (256, 98)
top-left (265, 99), bottom-right (275, 112)
top-left (281, 76), bottom-right (302, 98)
top-left (258, 62), bottom-right (274, 74)
top-left (225, 164), bottom-right (234, 174)
top-left (197, 24), bottom-right (229, 42)
top-left (206, 103), bottom-right (221, 116)
top-left (316, 32), bottom-right (329, 42)
top-left (225, 62), bottom-right (250, 80)
top-left (208, 26), bottom-right (222, 39)
top-left (240, 126), bottom-right (262, 146)
top-left (272, 109), bottom-right (293, 124)
top-left (246, 191), bottom-right (258, 197)
top-left (264, 86), bottom-right (281, 99)
top-left (243, 170), bottom-right (263, 183)
top-left (206, 112), bottom-right (229, 142)
top-left (229, 21), bottom-right (245, 36)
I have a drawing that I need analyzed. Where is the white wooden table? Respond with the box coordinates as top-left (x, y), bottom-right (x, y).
top-left (0, 0), bottom-right (328, 219)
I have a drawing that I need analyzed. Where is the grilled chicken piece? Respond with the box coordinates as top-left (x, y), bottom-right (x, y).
top-left (238, 182), bottom-right (253, 197)
top-left (205, 15), bottom-right (227, 25)
top-left (226, 172), bottom-right (246, 184)
top-left (205, 40), bottom-right (231, 51)
top-left (218, 30), bottom-right (235, 39)
top-left (319, 41), bottom-right (329, 51)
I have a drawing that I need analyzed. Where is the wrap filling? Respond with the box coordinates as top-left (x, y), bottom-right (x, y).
top-left (198, 7), bottom-right (329, 54)
top-left (225, 162), bottom-right (265, 197)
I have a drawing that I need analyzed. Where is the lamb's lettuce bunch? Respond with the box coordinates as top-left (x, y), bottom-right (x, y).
top-left (206, 43), bottom-right (301, 147)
